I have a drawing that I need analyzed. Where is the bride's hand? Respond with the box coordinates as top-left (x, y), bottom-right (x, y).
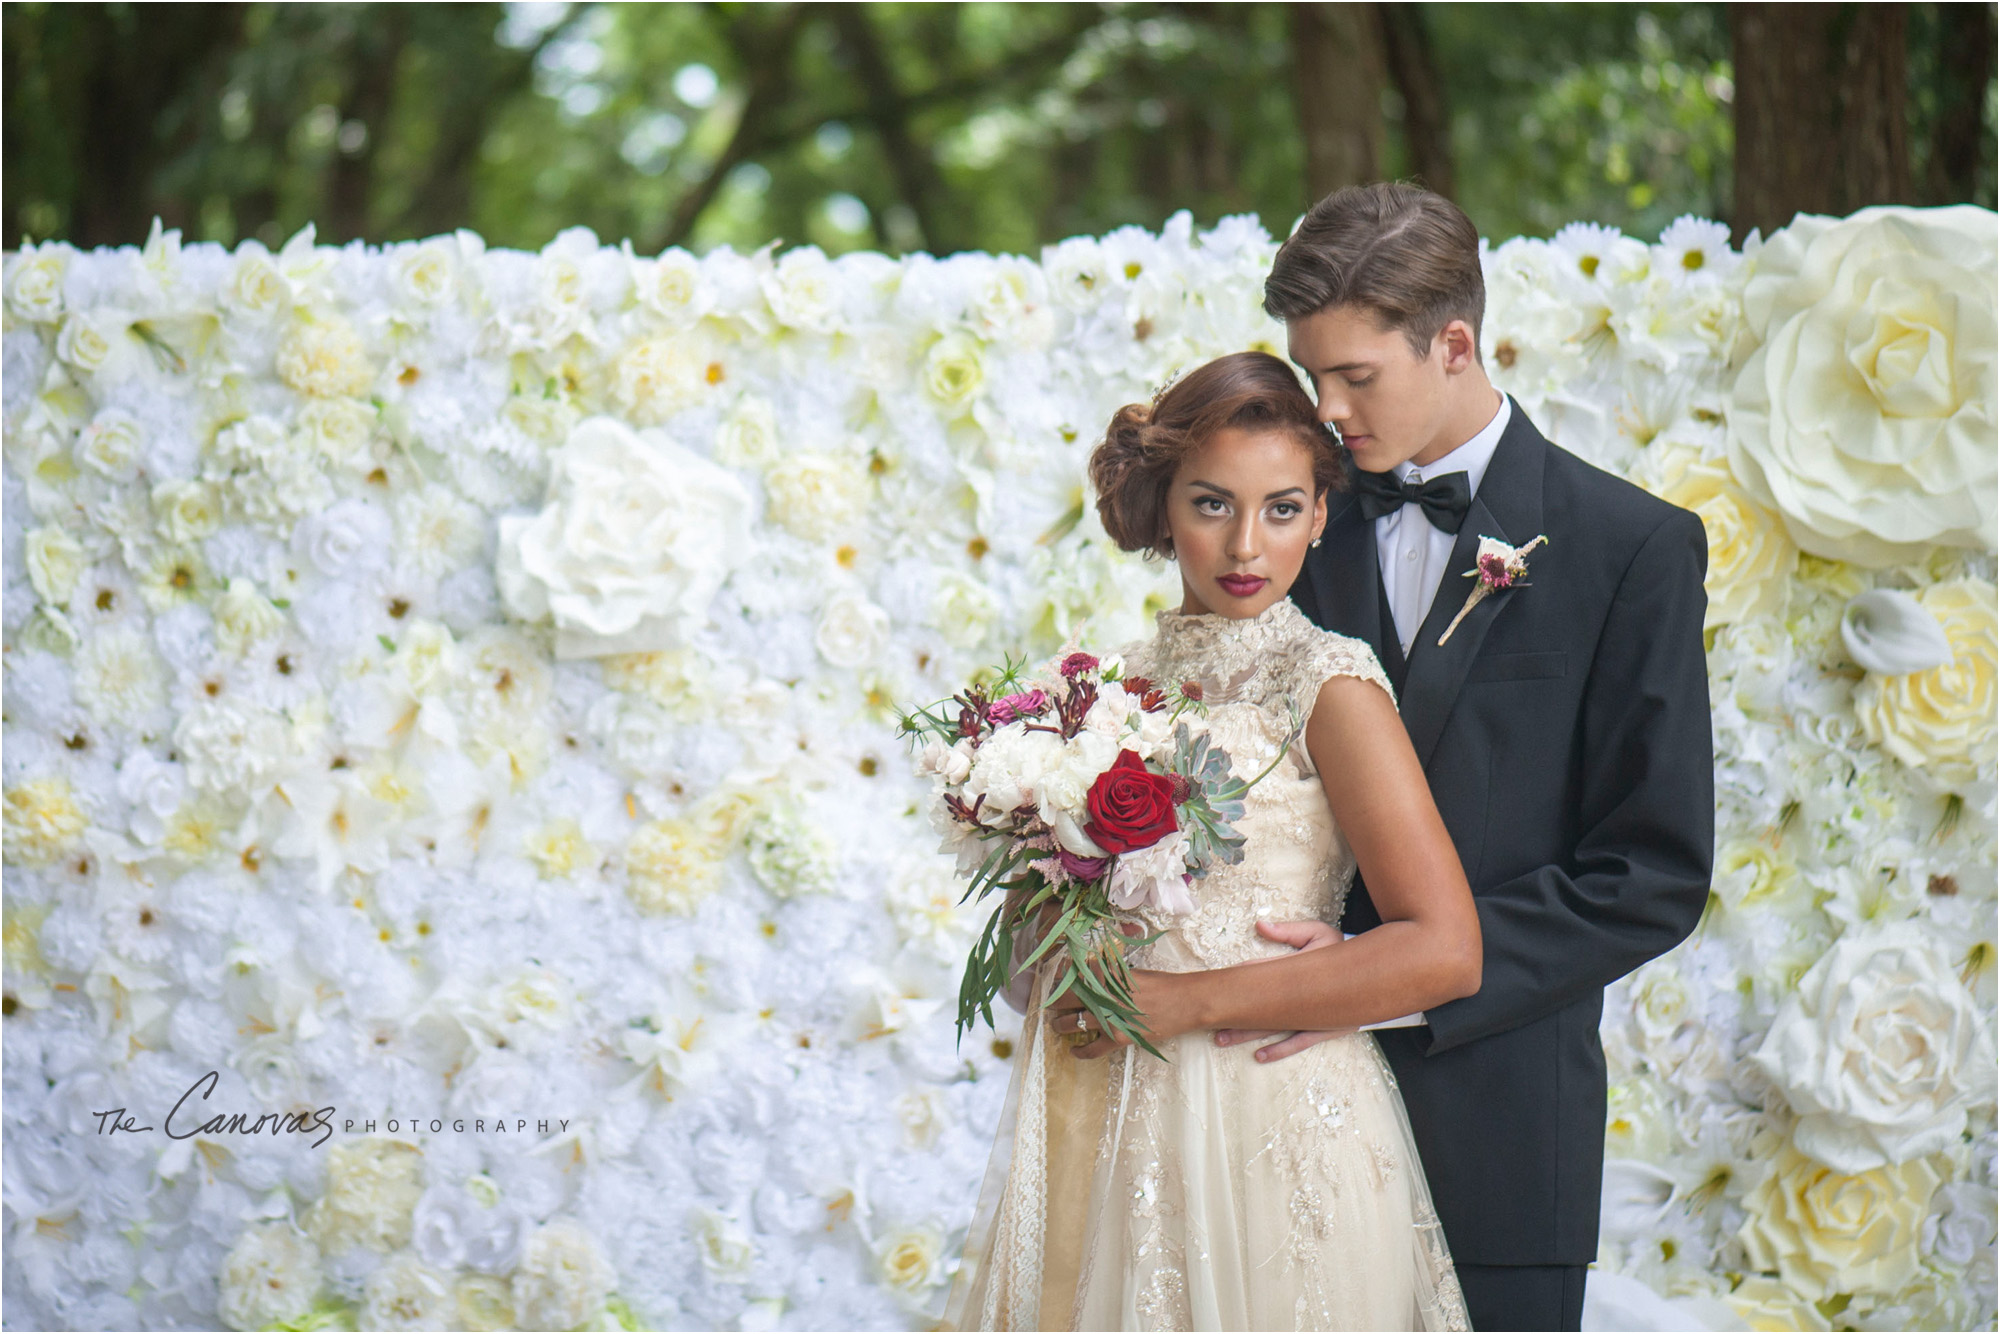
top-left (1044, 924), bottom-right (1198, 1060)
top-left (1212, 920), bottom-right (1351, 1061)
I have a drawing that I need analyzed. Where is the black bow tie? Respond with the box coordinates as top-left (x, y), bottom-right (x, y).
top-left (1352, 467), bottom-right (1472, 533)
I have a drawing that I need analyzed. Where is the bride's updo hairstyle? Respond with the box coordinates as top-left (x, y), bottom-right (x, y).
top-left (1089, 350), bottom-right (1342, 560)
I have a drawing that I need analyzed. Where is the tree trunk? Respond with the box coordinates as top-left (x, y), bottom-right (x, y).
top-left (327, 7), bottom-right (410, 244)
top-left (1730, 3), bottom-right (1912, 242)
top-left (1922, 1), bottom-right (1996, 204)
top-left (1291, 3), bottom-right (1388, 204)
top-left (1377, 3), bottom-right (1454, 199)
top-left (829, 4), bottom-right (953, 253)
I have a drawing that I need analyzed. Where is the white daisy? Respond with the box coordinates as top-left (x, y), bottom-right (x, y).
top-left (1654, 214), bottom-right (1739, 286)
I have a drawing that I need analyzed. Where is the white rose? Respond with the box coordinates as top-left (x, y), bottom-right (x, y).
top-left (611, 334), bottom-right (709, 425)
top-left (295, 397), bottom-right (379, 471)
top-left (4, 245), bottom-right (67, 322)
top-left (496, 416), bottom-right (754, 657)
top-left (892, 1088), bottom-right (950, 1149)
top-left (277, 315), bottom-right (375, 398)
top-left (224, 247), bottom-right (291, 315)
top-left (763, 450), bottom-right (869, 542)
top-left (1853, 578), bottom-right (1996, 771)
top-left (930, 571), bottom-right (997, 650)
top-left (692, 1208), bottom-right (755, 1281)
top-left (361, 1251), bottom-right (455, 1332)
top-left (1652, 452), bottom-right (1796, 630)
top-left (292, 496), bottom-right (392, 580)
top-left (411, 1187), bottom-right (528, 1275)
top-left (218, 1222), bottom-right (324, 1331)
top-left (75, 408), bottom-right (144, 482)
top-left (1754, 920), bottom-right (1994, 1173)
top-left (713, 395), bottom-right (780, 470)
top-left (814, 592), bottom-right (890, 668)
top-left (213, 578), bottom-right (287, 655)
top-left (923, 331), bottom-right (987, 411)
top-left (1108, 828), bottom-right (1194, 915)
top-left (636, 247), bottom-right (713, 328)
top-left (391, 239), bottom-right (458, 307)
top-left (762, 246), bottom-right (840, 332)
top-left (875, 1223), bottom-right (947, 1297)
top-left (510, 1219), bottom-right (614, 1329)
top-left (118, 750), bottom-right (187, 846)
top-left (151, 479), bottom-right (223, 544)
top-left (24, 525), bottom-right (87, 604)
top-left (1042, 236), bottom-right (1109, 310)
top-left (1738, 1144), bottom-right (1942, 1301)
top-left (55, 310), bottom-right (116, 373)
top-left (1725, 205), bottom-right (1997, 565)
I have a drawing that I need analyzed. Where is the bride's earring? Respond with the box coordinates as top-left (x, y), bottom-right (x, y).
top-left (1310, 533), bottom-right (1323, 548)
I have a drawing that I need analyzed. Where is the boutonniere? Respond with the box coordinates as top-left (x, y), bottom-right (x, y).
top-left (1439, 535), bottom-right (1548, 645)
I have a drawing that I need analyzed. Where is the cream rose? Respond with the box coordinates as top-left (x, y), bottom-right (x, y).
top-left (391, 239), bottom-right (458, 307)
top-left (637, 248), bottom-right (712, 328)
top-left (875, 1223), bottom-right (947, 1296)
top-left (214, 578), bottom-right (287, 655)
top-left (624, 818), bottom-right (723, 915)
top-left (277, 315), bottom-right (375, 398)
top-left (151, 479), bottom-right (224, 545)
top-left (225, 247), bottom-right (291, 315)
top-left (1738, 1143), bottom-right (1942, 1301)
top-left (306, 1137), bottom-right (426, 1253)
top-left (5, 245), bottom-right (67, 322)
top-left (510, 1220), bottom-right (615, 1330)
top-left (1654, 453), bottom-right (1796, 629)
top-left (496, 416), bottom-right (754, 657)
top-left (610, 335), bottom-right (708, 425)
top-left (923, 331), bottom-right (987, 411)
top-left (218, 1222), bottom-right (325, 1332)
top-left (713, 395), bottom-right (781, 470)
top-left (1853, 577), bottom-right (1996, 770)
top-left (24, 525), bottom-right (87, 604)
top-left (296, 397), bottom-right (380, 471)
top-left (763, 450), bottom-right (869, 542)
top-left (75, 408), bottom-right (144, 481)
top-left (3, 776), bottom-right (89, 868)
top-left (814, 592), bottom-right (890, 668)
top-left (1753, 920), bottom-right (1994, 1173)
top-left (1725, 205), bottom-right (1997, 565)
top-left (55, 310), bottom-right (117, 373)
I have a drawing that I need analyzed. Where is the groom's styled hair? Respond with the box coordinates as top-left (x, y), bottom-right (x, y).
top-left (1264, 181), bottom-right (1485, 361)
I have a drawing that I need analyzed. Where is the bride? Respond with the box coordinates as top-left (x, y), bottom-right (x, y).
top-left (940, 351), bottom-right (1477, 1332)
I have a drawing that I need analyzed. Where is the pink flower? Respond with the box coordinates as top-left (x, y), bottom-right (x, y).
top-left (1059, 652), bottom-right (1099, 680)
top-left (1477, 551), bottom-right (1516, 587)
top-left (988, 688), bottom-right (1051, 725)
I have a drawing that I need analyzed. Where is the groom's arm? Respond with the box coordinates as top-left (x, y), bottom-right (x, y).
top-left (1419, 506), bottom-right (1714, 1056)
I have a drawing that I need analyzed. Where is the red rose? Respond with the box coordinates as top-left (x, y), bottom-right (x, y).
top-left (1083, 749), bottom-right (1179, 854)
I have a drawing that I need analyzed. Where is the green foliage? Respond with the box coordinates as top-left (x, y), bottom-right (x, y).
top-left (4, 3), bottom-right (1992, 253)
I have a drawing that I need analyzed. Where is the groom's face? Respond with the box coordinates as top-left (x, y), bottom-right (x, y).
top-left (1286, 304), bottom-right (1455, 473)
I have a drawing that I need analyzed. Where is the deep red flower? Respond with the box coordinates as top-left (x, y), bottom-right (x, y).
top-left (1083, 749), bottom-right (1179, 853)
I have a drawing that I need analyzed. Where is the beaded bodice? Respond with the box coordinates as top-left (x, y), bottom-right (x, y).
top-left (1114, 598), bottom-right (1394, 970)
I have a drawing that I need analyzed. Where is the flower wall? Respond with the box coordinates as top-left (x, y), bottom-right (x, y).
top-left (1, 206), bottom-right (1993, 1332)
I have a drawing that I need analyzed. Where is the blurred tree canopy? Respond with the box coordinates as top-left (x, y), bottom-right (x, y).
top-left (5, 1), bottom-right (1994, 255)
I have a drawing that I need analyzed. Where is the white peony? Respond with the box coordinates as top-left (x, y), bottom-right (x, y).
top-left (814, 592), bottom-right (890, 668)
top-left (1754, 920), bottom-right (1995, 1173)
top-left (217, 1222), bottom-right (324, 1331)
top-left (510, 1219), bottom-right (615, 1330)
top-left (276, 314), bottom-right (375, 398)
top-left (610, 334), bottom-right (710, 425)
top-left (496, 415), bottom-right (754, 657)
top-left (75, 623), bottom-right (166, 725)
top-left (914, 738), bottom-right (974, 786)
top-left (360, 1251), bottom-right (456, 1331)
top-left (1726, 205), bottom-right (1997, 565)
top-left (763, 450), bottom-right (869, 542)
top-left (1108, 828), bottom-right (1195, 915)
top-left (306, 1137), bottom-right (426, 1254)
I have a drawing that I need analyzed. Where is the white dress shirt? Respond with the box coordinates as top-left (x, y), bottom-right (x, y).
top-left (1375, 392), bottom-right (1512, 657)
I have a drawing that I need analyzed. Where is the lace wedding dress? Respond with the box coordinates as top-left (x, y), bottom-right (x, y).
top-left (940, 598), bottom-right (1470, 1332)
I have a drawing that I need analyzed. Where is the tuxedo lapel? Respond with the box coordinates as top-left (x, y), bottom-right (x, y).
top-left (1398, 400), bottom-right (1549, 770)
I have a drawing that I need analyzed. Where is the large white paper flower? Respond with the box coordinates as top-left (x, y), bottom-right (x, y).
top-left (1652, 450), bottom-right (1796, 630)
top-left (1754, 920), bottom-right (1994, 1173)
top-left (1738, 1143), bottom-right (1942, 1301)
top-left (1726, 205), bottom-right (1998, 565)
top-left (496, 415), bottom-right (753, 657)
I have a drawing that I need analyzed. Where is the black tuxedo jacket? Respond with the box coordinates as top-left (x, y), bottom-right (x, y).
top-left (1290, 398), bottom-right (1715, 1266)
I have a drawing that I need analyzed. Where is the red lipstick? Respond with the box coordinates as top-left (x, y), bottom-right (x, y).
top-left (1217, 574), bottom-right (1268, 598)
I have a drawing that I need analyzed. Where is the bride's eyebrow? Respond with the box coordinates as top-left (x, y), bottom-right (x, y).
top-left (1188, 481), bottom-right (1305, 500)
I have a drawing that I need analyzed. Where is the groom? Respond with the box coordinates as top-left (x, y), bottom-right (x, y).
top-left (1235, 182), bottom-right (1716, 1331)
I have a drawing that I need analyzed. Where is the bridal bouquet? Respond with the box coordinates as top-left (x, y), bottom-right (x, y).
top-left (897, 649), bottom-right (1301, 1061)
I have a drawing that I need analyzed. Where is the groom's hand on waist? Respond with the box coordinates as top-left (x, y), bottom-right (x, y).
top-left (1212, 919), bottom-right (1351, 1062)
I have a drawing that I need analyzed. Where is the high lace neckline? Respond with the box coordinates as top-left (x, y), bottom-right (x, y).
top-left (1145, 597), bottom-right (1316, 704)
